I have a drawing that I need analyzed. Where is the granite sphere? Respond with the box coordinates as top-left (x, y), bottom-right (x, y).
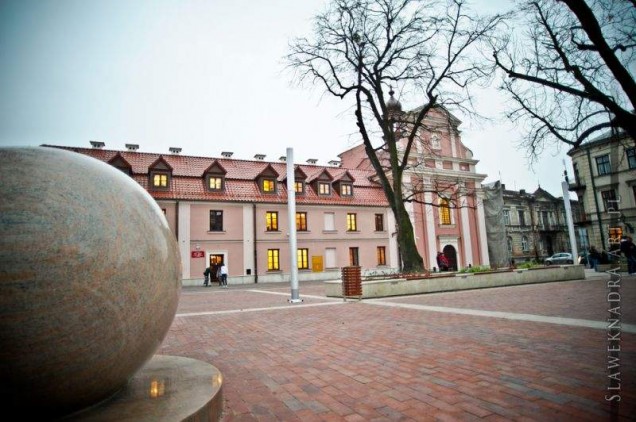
top-left (0, 147), bottom-right (182, 418)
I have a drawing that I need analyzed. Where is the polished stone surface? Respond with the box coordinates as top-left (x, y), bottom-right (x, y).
top-left (65, 355), bottom-right (223, 422)
top-left (0, 147), bottom-right (182, 418)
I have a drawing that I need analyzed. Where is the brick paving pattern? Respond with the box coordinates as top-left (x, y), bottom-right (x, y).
top-left (158, 274), bottom-right (635, 421)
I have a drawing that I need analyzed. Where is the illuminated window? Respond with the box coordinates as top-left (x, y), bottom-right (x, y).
top-left (349, 247), bottom-right (359, 266)
top-left (152, 173), bottom-right (169, 188)
top-left (297, 248), bottom-right (309, 269)
top-left (318, 182), bottom-right (331, 195)
top-left (267, 249), bottom-right (280, 270)
top-left (266, 211), bottom-right (278, 231)
top-left (209, 210), bottom-right (223, 231)
top-left (340, 183), bottom-right (353, 196)
top-left (347, 213), bottom-right (357, 231)
top-left (440, 198), bottom-right (451, 225)
top-left (294, 181), bottom-right (304, 194)
top-left (375, 214), bottom-right (384, 231)
top-left (262, 178), bottom-right (276, 192)
top-left (296, 212), bottom-right (307, 231)
top-left (377, 246), bottom-right (386, 265)
top-left (208, 176), bottom-right (223, 191)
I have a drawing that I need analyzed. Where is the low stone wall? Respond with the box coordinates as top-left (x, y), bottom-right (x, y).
top-left (183, 269), bottom-right (342, 287)
top-left (324, 265), bottom-right (586, 299)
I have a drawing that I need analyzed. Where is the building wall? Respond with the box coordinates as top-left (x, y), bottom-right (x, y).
top-left (569, 133), bottom-right (636, 252)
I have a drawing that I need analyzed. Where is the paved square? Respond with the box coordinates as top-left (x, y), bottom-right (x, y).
top-left (159, 273), bottom-right (635, 421)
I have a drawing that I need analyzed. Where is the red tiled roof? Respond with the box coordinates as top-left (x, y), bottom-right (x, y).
top-left (44, 145), bottom-right (389, 207)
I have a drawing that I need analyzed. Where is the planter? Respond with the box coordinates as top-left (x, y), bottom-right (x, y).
top-left (325, 264), bottom-right (585, 299)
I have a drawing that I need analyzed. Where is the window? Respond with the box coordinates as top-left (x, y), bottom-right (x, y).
top-left (296, 212), bottom-right (307, 231)
top-left (596, 154), bottom-right (611, 175)
top-left (518, 210), bottom-right (526, 226)
top-left (627, 148), bottom-right (636, 169)
top-left (541, 211), bottom-right (549, 226)
top-left (601, 190), bottom-right (618, 212)
top-left (349, 247), bottom-right (359, 266)
top-left (209, 210), bottom-right (223, 231)
top-left (262, 178), bottom-right (276, 192)
top-left (521, 236), bottom-right (529, 252)
top-left (297, 248), bottom-right (309, 270)
top-left (152, 172), bottom-right (169, 188)
top-left (377, 246), bottom-right (386, 266)
top-left (294, 181), bottom-right (304, 194)
top-left (375, 214), bottom-right (384, 231)
top-left (340, 183), bottom-right (353, 196)
top-left (325, 248), bottom-right (337, 268)
top-left (439, 198), bottom-right (451, 225)
top-left (267, 249), bottom-right (280, 270)
top-left (503, 209), bottom-right (511, 225)
top-left (318, 182), bottom-right (331, 195)
top-left (161, 208), bottom-right (166, 215)
top-left (324, 212), bottom-right (335, 231)
top-left (266, 211), bottom-right (278, 231)
top-left (507, 236), bottom-right (513, 253)
top-left (347, 213), bottom-right (357, 231)
top-left (208, 176), bottom-right (223, 191)
top-left (573, 163), bottom-right (580, 185)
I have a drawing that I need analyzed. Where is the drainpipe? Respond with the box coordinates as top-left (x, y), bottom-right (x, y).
top-left (585, 148), bottom-right (605, 247)
top-left (175, 200), bottom-right (179, 240)
top-left (253, 202), bottom-right (258, 283)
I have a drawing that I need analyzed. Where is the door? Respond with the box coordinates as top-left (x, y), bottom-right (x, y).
top-left (443, 245), bottom-right (458, 271)
top-left (209, 254), bottom-right (224, 282)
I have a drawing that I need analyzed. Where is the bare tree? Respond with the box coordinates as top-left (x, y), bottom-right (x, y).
top-left (286, 0), bottom-right (504, 272)
top-left (492, 0), bottom-right (636, 157)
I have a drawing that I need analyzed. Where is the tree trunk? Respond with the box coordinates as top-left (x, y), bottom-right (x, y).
top-left (394, 201), bottom-right (424, 273)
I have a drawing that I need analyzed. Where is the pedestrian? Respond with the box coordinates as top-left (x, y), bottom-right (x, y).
top-left (620, 236), bottom-right (636, 275)
top-left (219, 263), bottom-right (228, 287)
top-left (436, 252), bottom-right (449, 272)
top-left (588, 246), bottom-right (601, 271)
top-left (203, 266), bottom-right (211, 287)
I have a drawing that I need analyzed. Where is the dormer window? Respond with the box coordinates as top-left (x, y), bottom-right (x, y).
top-left (151, 172), bottom-right (169, 188)
top-left (203, 161), bottom-right (227, 192)
top-left (340, 183), bottom-right (353, 196)
top-left (318, 182), bottom-right (331, 195)
top-left (262, 178), bottom-right (276, 193)
top-left (208, 176), bottom-right (223, 191)
top-left (108, 153), bottom-right (132, 176)
top-left (148, 156), bottom-right (172, 191)
top-left (294, 181), bottom-right (304, 194)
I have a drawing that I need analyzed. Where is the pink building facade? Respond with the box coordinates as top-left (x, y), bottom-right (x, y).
top-left (47, 113), bottom-right (488, 284)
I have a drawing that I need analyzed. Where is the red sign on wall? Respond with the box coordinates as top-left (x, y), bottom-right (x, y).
top-left (191, 251), bottom-right (205, 258)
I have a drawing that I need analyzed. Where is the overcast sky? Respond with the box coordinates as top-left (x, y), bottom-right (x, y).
top-left (0, 0), bottom-right (574, 197)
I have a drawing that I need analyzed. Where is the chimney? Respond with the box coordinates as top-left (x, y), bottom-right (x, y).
top-left (306, 158), bottom-right (318, 164)
top-left (501, 184), bottom-right (506, 190)
top-left (125, 143), bottom-right (139, 151)
top-left (328, 160), bottom-right (341, 167)
top-left (169, 147), bottom-right (182, 154)
top-left (254, 154), bottom-right (266, 161)
top-left (90, 141), bottom-right (105, 149)
top-left (279, 156), bottom-right (286, 162)
top-left (221, 151), bottom-right (233, 158)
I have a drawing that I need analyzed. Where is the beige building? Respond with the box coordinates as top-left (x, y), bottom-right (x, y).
top-left (483, 182), bottom-right (582, 266)
top-left (568, 130), bottom-right (636, 252)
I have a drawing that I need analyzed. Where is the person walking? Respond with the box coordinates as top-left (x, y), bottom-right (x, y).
top-left (588, 246), bottom-right (601, 271)
top-left (436, 252), bottom-right (449, 272)
top-left (219, 263), bottom-right (228, 287)
top-left (203, 266), bottom-right (211, 287)
top-left (620, 236), bottom-right (636, 275)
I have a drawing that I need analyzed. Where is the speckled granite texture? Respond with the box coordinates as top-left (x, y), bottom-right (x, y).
top-left (0, 147), bottom-right (182, 419)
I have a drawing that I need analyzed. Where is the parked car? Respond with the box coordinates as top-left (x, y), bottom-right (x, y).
top-left (545, 252), bottom-right (574, 265)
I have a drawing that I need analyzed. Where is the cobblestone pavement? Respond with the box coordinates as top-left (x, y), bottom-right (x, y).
top-left (158, 273), bottom-right (635, 421)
